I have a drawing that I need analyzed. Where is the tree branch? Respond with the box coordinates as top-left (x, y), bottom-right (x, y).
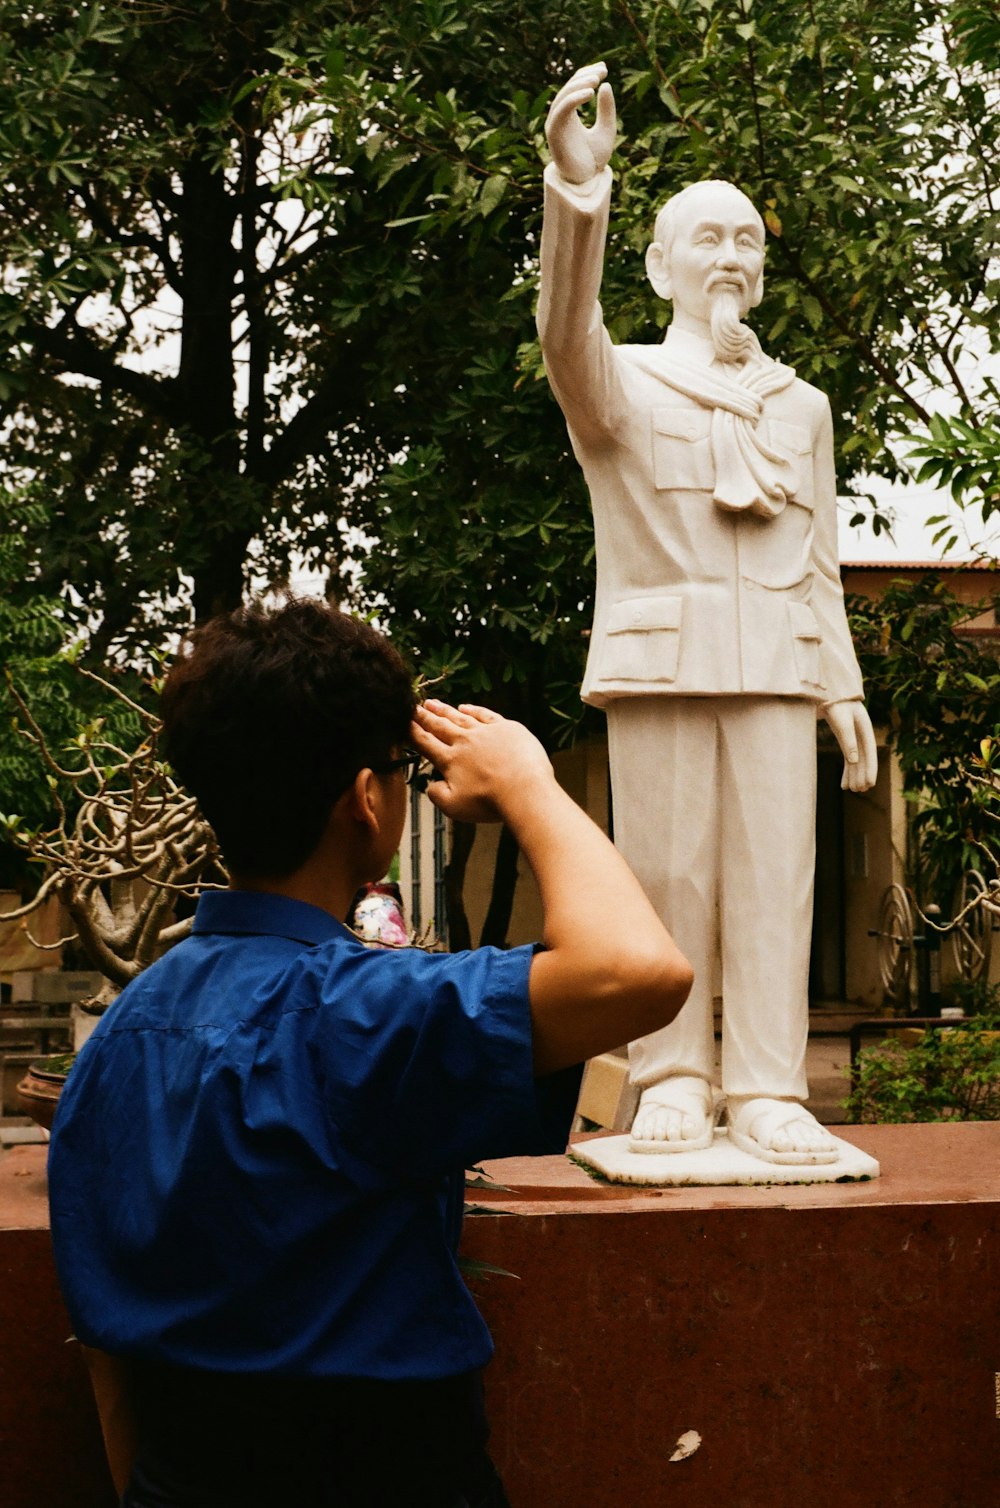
top-left (770, 239), bottom-right (932, 424)
top-left (74, 184), bottom-right (183, 293)
top-left (256, 353), bottom-right (365, 485)
top-left (28, 316), bottom-right (183, 425)
top-left (614, 0), bottom-right (706, 131)
top-left (64, 886), bottom-right (142, 990)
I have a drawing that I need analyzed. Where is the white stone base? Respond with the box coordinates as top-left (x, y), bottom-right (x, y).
top-left (71, 1002), bottom-right (102, 1052)
top-left (572, 1127), bottom-right (880, 1186)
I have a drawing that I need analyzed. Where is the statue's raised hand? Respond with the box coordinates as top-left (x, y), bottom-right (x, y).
top-left (545, 62), bottom-right (617, 186)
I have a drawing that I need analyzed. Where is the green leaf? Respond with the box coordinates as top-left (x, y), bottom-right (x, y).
top-left (478, 173), bottom-right (508, 218)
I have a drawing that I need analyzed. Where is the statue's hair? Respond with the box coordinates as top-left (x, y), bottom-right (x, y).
top-left (652, 180), bottom-right (763, 252)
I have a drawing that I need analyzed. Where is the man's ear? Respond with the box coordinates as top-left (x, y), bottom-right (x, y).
top-left (749, 264), bottom-right (764, 308)
top-left (347, 768), bottom-right (381, 835)
top-left (645, 241), bottom-right (672, 301)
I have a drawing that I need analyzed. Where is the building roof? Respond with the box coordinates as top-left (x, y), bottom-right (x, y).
top-left (842, 560), bottom-right (997, 572)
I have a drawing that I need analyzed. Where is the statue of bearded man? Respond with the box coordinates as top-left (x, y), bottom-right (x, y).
top-left (536, 62), bottom-right (877, 1164)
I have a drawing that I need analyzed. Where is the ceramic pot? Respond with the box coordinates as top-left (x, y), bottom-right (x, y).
top-left (15, 1054), bottom-right (75, 1131)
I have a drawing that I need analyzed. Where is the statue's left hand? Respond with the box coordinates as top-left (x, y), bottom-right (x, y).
top-left (824, 700), bottom-right (877, 792)
top-left (545, 62), bottom-right (617, 186)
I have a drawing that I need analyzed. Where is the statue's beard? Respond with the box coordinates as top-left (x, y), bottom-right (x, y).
top-left (709, 289), bottom-right (759, 363)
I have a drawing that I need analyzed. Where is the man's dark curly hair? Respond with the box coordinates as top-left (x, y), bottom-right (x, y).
top-left (160, 599), bottom-right (416, 876)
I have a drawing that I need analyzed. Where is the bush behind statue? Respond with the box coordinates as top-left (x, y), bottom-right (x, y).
top-left (844, 988), bottom-right (1000, 1125)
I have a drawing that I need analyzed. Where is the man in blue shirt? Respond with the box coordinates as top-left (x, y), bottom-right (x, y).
top-left (48, 600), bottom-right (691, 1507)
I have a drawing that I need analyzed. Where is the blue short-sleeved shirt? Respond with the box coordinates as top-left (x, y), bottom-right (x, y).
top-left (48, 891), bottom-right (580, 1380)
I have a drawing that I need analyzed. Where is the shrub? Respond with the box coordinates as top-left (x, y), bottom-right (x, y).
top-left (844, 995), bottom-right (1000, 1124)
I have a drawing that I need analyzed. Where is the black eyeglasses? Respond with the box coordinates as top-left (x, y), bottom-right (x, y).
top-left (377, 751), bottom-right (428, 787)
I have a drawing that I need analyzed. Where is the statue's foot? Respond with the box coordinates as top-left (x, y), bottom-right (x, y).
top-left (628, 1075), bottom-right (720, 1154)
top-left (726, 1096), bottom-right (839, 1165)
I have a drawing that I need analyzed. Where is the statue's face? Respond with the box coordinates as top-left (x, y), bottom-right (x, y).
top-left (664, 184), bottom-right (764, 322)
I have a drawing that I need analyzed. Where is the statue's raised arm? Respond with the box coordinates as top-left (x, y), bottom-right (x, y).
top-left (544, 62), bottom-right (617, 186)
top-left (536, 64), bottom-right (626, 442)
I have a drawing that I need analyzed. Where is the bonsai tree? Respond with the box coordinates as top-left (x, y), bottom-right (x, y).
top-left (0, 669), bottom-right (222, 1015)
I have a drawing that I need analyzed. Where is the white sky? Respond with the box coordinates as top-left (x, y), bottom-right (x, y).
top-left (838, 481), bottom-right (999, 565)
top-left (838, 334), bottom-right (1000, 565)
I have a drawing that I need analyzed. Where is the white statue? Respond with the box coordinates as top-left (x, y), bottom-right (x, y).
top-left (537, 62), bottom-right (877, 1164)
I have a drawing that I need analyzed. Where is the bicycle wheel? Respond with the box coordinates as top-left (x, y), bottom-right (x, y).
top-left (950, 869), bottom-right (993, 985)
top-left (876, 883), bottom-right (915, 1007)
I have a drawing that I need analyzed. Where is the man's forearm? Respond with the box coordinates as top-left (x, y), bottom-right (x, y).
top-left (501, 778), bottom-right (655, 954)
top-left (501, 776), bottom-right (692, 1073)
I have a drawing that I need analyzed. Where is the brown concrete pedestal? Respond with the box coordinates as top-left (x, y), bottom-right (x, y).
top-left (0, 1146), bottom-right (115, 1508)
top-left (1, 1126), bottom-right (998, 1507)
top-left (463, 1124), bottom-right (1000, 1508)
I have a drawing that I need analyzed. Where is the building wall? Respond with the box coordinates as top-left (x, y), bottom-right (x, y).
top-left (398, 784), bottom-right (448, 945)
top-left (0, 890), bottom-right (69, 995)
top-left (842, 563), bottom-right (999, 629)
top-left (841, 742), bottom-right (906, 1008)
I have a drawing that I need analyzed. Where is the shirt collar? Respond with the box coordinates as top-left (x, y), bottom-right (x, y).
top-left (192, 890), bottom-right (350, 946)
top-left (662, 324), bottom-right (717, 365)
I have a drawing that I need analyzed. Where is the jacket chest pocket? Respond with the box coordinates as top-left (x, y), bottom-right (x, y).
top-left (766, 417), bottom-right (813, 507)
top-left (651, 407), bottom-right (714, 492)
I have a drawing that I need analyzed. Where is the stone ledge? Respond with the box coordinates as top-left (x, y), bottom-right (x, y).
top-left (2, 1128), bottom-right (999, 1508)
top-left (468, 1121), bottom-right (1000, 1212)
top-left (463, 1122), bottom-right (1000, 1507)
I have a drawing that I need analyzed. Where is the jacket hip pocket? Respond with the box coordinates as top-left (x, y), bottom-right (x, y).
top-left (788, 600), bottom-right (824, 689)
top-left (599, 595), bottom-right (684, 684)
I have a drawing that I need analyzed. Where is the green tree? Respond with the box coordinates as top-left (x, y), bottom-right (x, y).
top-left (2, 0), bottom-right (998, 934)
top-left (0, 479), bottom-right (154, 889)
top-left (0, 485), bottom-right (97, 889)
top-left (848, 573), bottom-right (1000, 904)
top-left (0, 0), bottom-right (528, 652)
top-left (316, 0), bottom-right (1000, 935)
top-left (4, 1), bottom-right (996, 655)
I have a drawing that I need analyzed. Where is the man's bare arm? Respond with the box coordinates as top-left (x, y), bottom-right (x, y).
top-left (411, 700), bottom-right (692, 1074)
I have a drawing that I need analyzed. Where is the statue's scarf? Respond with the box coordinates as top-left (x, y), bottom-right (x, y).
top-left (629, 349), bottom-right (799, 519)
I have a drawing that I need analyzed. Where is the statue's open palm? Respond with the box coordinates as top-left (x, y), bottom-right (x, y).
top-left (545, 62), bottom-right (616, 185)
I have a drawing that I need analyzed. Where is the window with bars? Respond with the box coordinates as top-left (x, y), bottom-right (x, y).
top-left (433, 804), bottom-right (448, 947)
top-left (408, 784), bottom-right (422, 935)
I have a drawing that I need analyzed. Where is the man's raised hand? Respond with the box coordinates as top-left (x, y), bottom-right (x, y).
top-left (411, 700), bottom-right (554, 825)
top-left (545, 62), bottom-right (617, 186)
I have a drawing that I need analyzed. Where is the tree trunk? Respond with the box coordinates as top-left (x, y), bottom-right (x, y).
top-left (443, 820), bottom-right (476, 953)
top-left (479, 823), bottom-right (520, 948)
top-left (175, 153), bottom-right (249, 620)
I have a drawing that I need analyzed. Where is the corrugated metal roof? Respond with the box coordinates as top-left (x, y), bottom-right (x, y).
top-left (842, 560), bottom-right (998, 571)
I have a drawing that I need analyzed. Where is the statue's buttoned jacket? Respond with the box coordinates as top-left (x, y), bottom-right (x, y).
top-left (536, 165), bottom-right (864, 712)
